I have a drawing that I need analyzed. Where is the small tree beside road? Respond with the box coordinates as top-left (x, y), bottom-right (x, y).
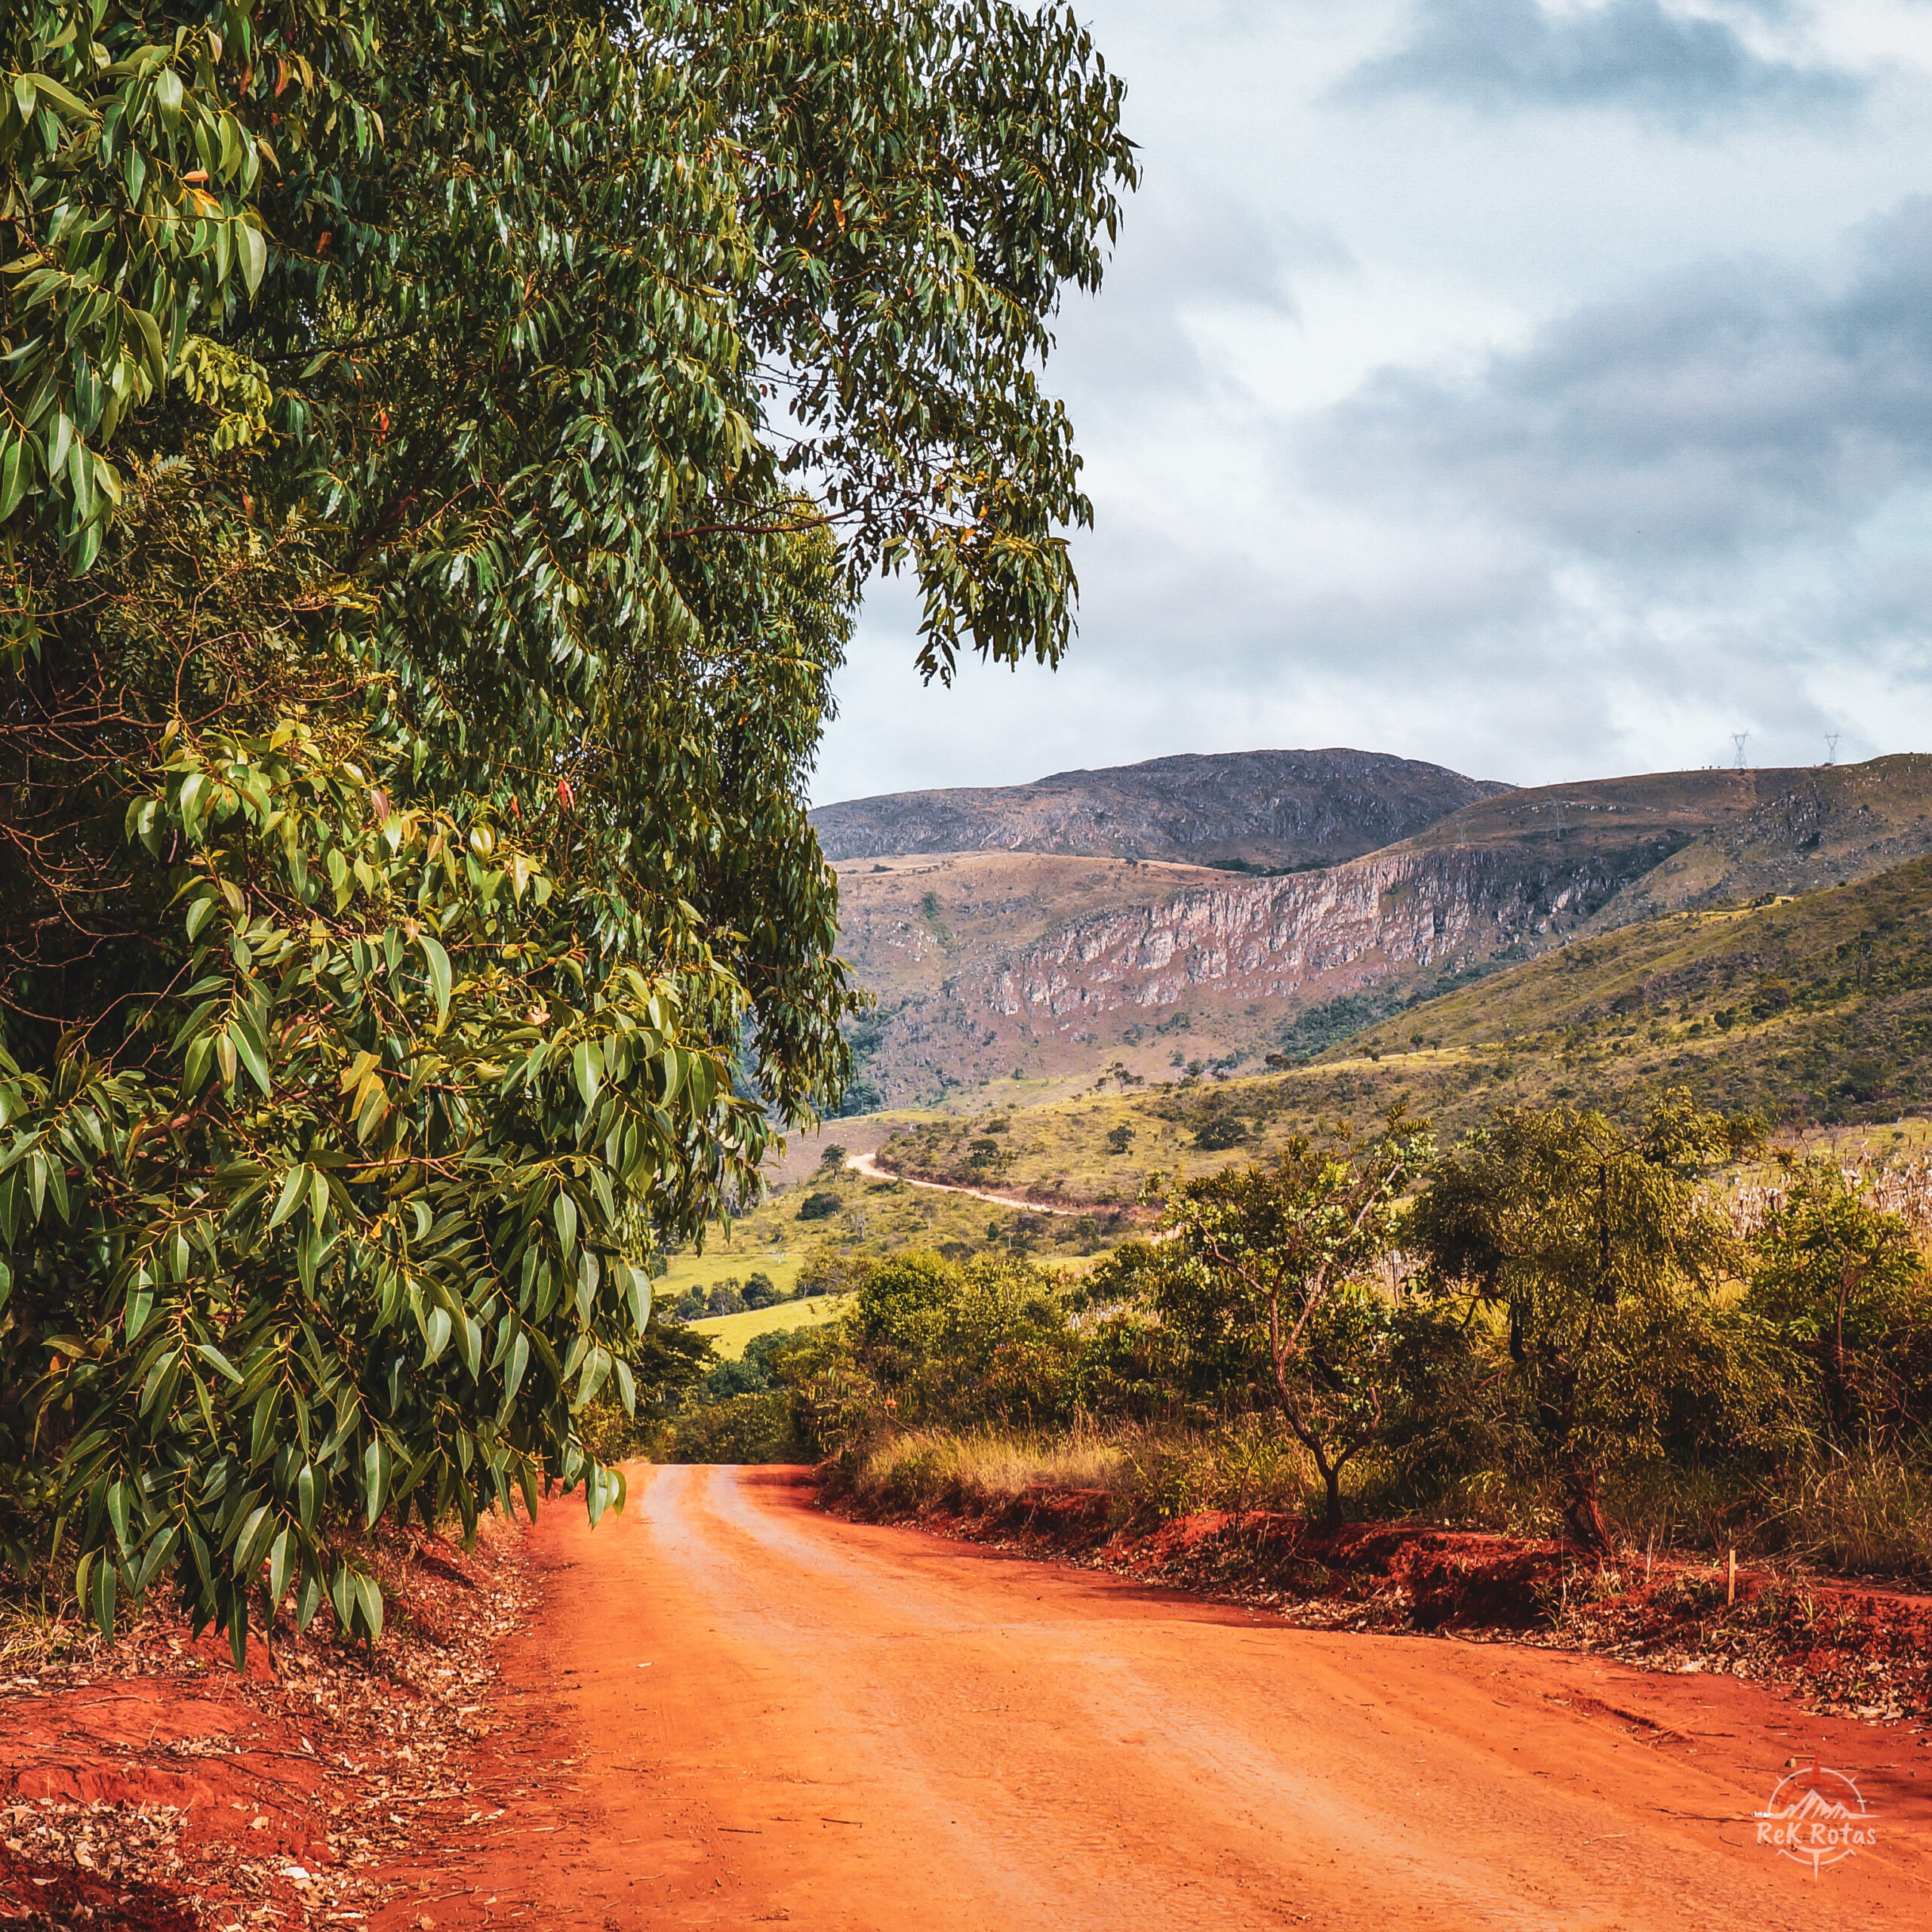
top-left (1155, 1113), bottom-right (1436, 1526)
top-left (1410, 1094), bottom-right (1770, 1552)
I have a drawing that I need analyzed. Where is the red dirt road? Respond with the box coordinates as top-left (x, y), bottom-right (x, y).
top-left (377, 1466), bottom-right (1932, 1930)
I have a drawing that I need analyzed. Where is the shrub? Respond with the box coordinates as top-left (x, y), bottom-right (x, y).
top-left (669, 1394), bottom-right (801, 1465)
top-left (797, 1191), bottom-right (841, 1221)
top-left (1746, 1156), bottom-right (1932, 1441)
top-left (1411, 1092), bottom-right (1765, 1549)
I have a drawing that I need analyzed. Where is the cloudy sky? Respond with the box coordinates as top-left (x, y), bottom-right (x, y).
top-left (811, 0), bottom-right (1932, 805)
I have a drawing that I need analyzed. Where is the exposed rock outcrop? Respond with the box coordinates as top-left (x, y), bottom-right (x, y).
top-left (831, 757), bottom-right (1932, 1107)
top-left (974, 836), bottom-right (1669, 1026)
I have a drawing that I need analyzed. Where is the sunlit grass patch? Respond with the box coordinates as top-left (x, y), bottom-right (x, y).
top-left (684, 1293), bottom-right (854, 1361)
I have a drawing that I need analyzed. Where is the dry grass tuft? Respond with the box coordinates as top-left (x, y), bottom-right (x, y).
top-left (851, 1417), bottom-right (1326, 1522)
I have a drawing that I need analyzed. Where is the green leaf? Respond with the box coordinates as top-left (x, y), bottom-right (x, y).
top-left (354, 1571), bottom-right (384, 1643)
top-left (181, 1029), bottom-right (214, 1098)
top-left (268, 1527), bottom-right (294, 1604)
top-left (27, 72), bottom-right (89, 118)
top-left (227, 1019), bottom-right (272, 1096)
top-left (106, 1481), bottom-right (131, 1552)
top-left (419, 931), bottom-right (451, 1029)
top-left (623, 1261), bottom-right (651, 1331)
top-left (553, 1190), bottom-right (577, 1260)
top-left (237, 218), bottom-right (267, 297)
top-left (134, 1525), bottom-right (180, 1595)
top-left (46, 411), bottom-right (72, 481)
top-left (92, 1555), bottom-right (117, 1638)
top-left (456, 1313), bottom-right (481, 1380)
top-left (0, 433), bottom-right (27, 524)
top-left (195, 1343), bottom-right (244, 1384)
top-left (269, 1164), bottom-right (310, 1229)
top-left (573, 1039), bottom-right (601, 1107)
top-left (232, 1503), bottom-right (272, 1579)
top-left (250, 1383), bottom-right (279, 1467)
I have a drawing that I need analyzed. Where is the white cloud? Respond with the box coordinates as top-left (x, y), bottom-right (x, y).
top-left (811, 0), bottom-right (1932, 805)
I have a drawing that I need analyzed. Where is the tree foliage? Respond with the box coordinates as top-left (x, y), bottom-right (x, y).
top-left (1152, 1114), bottom-right (1436, 1524)
top-left (0, 1), bottom-right (1134, 1654)
top-left (1747, 1156), bottom-right (1930, 1441)
top-left (1409, 1093), bottom-right (1778, 1549)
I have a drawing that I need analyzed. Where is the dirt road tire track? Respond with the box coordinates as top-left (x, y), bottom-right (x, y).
top-left (373, 1466), bottom-right (1930, 1930)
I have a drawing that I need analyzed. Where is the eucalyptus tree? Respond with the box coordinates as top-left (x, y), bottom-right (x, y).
top-left (0, 0), bottom-right (1135, 1654)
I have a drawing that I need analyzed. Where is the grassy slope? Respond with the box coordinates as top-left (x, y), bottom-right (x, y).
top-left (1275, 851), bottom-right (1932, 1131)
top-left (662, 1163), bottom-right (1132, 1295)
top-left (668, 1161), bottom-right (1138, 1358)
top-left (683, 1293), bottom-right (854, 1361)
top-left (872, 854), bottom-right (1932, 1198)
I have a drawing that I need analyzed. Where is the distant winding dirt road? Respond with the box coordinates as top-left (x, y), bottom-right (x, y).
top-left (848, 1148), bottom-right (1085, 1215)
top-left (375, 1466), bottom-right (1930, 1930)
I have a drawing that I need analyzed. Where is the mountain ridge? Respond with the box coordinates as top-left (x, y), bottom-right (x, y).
top-left (811, 747), bottom-right (1512, 868)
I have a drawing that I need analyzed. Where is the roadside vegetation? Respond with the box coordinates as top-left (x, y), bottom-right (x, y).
top-left (728, 1095), bottom-right (1932, 1586)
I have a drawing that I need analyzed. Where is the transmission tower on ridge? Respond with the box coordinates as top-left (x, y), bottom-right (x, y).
top-left (1825, 733), bottom-right (1841, 765)
top-left (1731, 731), bottom-right (1751, 771)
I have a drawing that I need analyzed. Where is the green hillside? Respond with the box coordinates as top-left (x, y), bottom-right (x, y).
top-left (1155, 854), bottom-right (1932, 1147)
top-left (871, 854), bottom-right (1932, 1197)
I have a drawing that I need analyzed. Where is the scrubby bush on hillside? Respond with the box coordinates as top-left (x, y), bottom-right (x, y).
top-left (1409, 1094), bottom-right (1789, 1549)
top-left (1746, 1156), bottom-right (1932, 1442)
top-left (1151, 1115), bottom-right (1434, 1524)
top-left (742, 1272), bottom-right (784, 1310)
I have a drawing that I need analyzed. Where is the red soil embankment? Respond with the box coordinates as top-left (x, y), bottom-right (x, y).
top-left (834, 1481), bottom-right (1932, 1722)
top-left (0, 1522), bottom-right (526, 1929)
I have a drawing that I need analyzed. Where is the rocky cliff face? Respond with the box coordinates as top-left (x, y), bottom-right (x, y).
top-left (977, 838), bottom-right (1663, 1026)
top-left (856, 832), bottom-right (1681, 1103)
top-left (833, 758), bottom-right (1932, 1109)
top-left (811, 748), bottom-right (1512, 868)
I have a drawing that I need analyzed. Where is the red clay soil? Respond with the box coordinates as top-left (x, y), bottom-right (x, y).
top-left (369, 1463), bottom-right (1930, 1930)
top-left (0, 1521), bottom-right (526, 1930)
top-left (852, 1487), bottom-right (1932, 1722)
